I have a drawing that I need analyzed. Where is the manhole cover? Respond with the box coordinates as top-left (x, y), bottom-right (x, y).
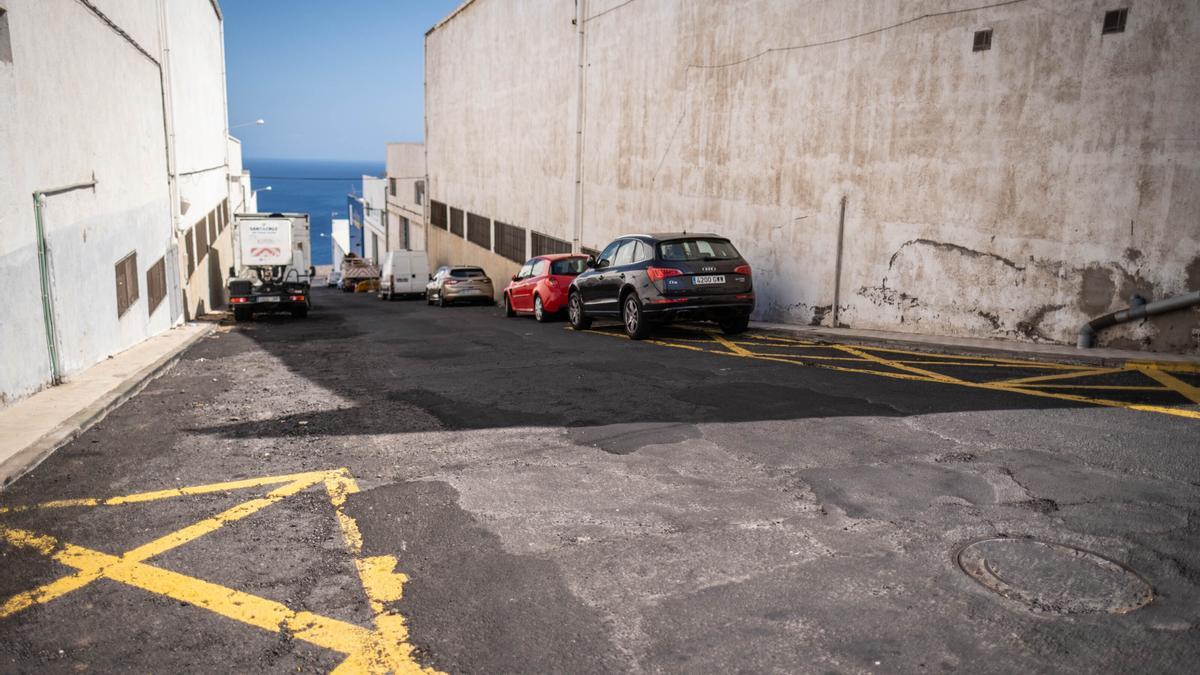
top-left (956, 537), bottom-right (1154, 614)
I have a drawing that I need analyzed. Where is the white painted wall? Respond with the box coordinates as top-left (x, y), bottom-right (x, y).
top-left (0, 0), bottom-right (229, 408)
top-left (386, 142), bottom-right (426, 251)
top-left (426, 0), bottom-right (1200, 353)
top-left (361, 176), bottom-right (388, 262)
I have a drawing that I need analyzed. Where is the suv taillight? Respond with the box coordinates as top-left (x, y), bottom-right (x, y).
top-left (647, 267), bottom-right (683, 281)
top-left (734, 264), bottom-right (751, 275)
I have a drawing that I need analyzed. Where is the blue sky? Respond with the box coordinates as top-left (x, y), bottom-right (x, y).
top-left (223, 0), bottom-right (463, 162)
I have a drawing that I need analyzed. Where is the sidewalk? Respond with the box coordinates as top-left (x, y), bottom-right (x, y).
top-left (750, 321), bottom-right (1200, 368)
top-left (0, 323), bottom-right (215, 487)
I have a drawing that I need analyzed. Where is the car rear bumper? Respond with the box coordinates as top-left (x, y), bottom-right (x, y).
top-left (229, 296), bottom-right (307, 311)
top-left (642, 295), bottom-right (754, 321)
top-left (443, 286), bottom-right (494, 301)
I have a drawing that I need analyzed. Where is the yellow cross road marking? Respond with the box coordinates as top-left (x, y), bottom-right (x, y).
top-left (577, 325), bottom-right (1200, 420)
top-left (1134, 365), bottom-right (1200, 405)
top-left (0, 469), bottom-right (443, 674)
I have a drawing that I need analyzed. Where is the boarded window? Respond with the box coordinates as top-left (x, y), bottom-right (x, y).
top-left (449, 207), bottom-right (464, 237)
top-left (415, 180), bottom-right (425, 205)
top-left (467, 212), bottom-right (491, 250)
top-left (185, 228), bottom-right (196, 277)
top-left (146, 256), bottom-right (167, 315)
top-left (532, 231), bottom-right (572, 256)
top-left (430, 200), bottom-right (448, 229)
top-left (115, 251), bottom-right (139, 317)
top-left (494, 221), bottom-right (526, 262)
top-left (972, 29), bottom-right (992, 51)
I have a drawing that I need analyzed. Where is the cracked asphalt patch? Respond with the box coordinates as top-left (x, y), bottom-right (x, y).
top-left (1, 289), bottom-right (1198, 673)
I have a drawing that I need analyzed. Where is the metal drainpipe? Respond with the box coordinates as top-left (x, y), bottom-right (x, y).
top-left (831, 195), bottom-right (847, 326)
top-left (31, 176), bottom-right (99, 386)
top-left (1077, 290), bottom-right (1200, 348)
top-left (570, 0), bottom-right (588, 253)
top-left (32, 194), bottom-right (62, 386)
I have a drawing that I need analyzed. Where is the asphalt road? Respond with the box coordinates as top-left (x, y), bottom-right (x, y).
top-left (2, 288), bottom-right (1198, 673)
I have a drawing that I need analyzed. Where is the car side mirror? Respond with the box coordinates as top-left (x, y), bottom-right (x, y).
top-left (597, 259), bottom-right (610, 270)
top-left (511, 274), bottom-right (520, 282)
top-left (586, 256), bottom-right (596, 269)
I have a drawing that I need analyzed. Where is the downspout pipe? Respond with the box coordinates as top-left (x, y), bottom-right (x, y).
top-left (1077, 290), bottom-right (1200, 348)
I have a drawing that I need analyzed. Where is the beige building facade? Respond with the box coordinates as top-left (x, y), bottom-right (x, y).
top-left (425, 0), bottom-right (1200, 352)
top-left (386, 142), bottom-right (427, 252)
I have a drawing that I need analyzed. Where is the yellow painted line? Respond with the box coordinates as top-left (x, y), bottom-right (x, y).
top-left (1134, 365), bottom-right (1200, 404)
top-left (104, 470), bottom-right (333, 505)
top-left (1128, 360), bottom-right (1200, 374)
top-left (711, 333), bottom-right (756, 357)
top-left (1016, 384), bottom-right (1168, 391)
top-left (833, 344), bottom-right (962, 384)
top-left (991, 366), bottom-right (1126, 386)
top-left (0, 470), bottom-right (442, 674)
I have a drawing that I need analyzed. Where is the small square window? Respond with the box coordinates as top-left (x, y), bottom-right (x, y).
top-left (973, 29), bottom-right (992, 52)
top-left (1102, 8), bottom-right (1127, 34)
top-left (0, 8), bottom-right (12, 64)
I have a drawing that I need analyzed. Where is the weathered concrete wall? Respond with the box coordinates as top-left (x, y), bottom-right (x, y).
top-left (426, 0), bottom-right (1200, 352)
top-left (426, 224), bottom-right (512, 305)
top-left (0, 0), bottom-right (175, 406)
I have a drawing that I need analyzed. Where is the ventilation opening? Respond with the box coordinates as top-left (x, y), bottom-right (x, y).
top-left (972, 29), bottom-right (992, 52)
top-left (1102, 8), bottom-right (1128, 34)
top-left (0, 8), bottom-right (12, 64)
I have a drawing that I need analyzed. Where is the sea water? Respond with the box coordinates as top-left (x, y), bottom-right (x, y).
top-left (244, 158), bottom-right (385, 265)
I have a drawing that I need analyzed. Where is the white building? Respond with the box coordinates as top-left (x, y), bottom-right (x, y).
top-left (360, 175), bottom-right (388, 262)
top-left (331, 218), bottom-right (351, 276)
top-left (385, 142), bottom-right (426, 251)
top-left (0, 0), bottom-right (235, 407)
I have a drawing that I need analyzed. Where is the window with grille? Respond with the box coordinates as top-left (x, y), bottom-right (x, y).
top-left (389, 178), bottom-right (397, 197)
top-left (185, 228), bottom-right (196, 277)
top-left (115, 251), bottom-right (139, 317)
top-left (449, 207), bottom-right (464, 236)
top-left (467, 212), bottom-right (491, 250)
top-left (531, 231), bottom-right (572, 256)
top-left (494, 221), bottom-right (526, 262)
top-left (973, 29), bottom-right (992, 52)
top-left (415, 180), bottom-right (425, 205)
top-left (1102, 8), bottom-right (1127, 34)
top-left (430, 201), bottom-right (448, 230)
top-left (146, 256), bottom-right (167, 315)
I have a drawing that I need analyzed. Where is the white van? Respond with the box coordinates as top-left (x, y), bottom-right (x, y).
top-left (378, 250), bottom-right (430, 300)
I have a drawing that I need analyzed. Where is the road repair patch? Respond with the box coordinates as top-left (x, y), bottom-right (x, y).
top-left (0, 469), bottom-right (441, 674)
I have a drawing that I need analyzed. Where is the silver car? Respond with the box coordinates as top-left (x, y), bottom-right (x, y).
top-left (425, 266), bottom-right (495, 307)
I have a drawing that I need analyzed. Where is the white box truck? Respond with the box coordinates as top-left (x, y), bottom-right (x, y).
top-left (227, 213), bottom-right (314, 321)
top-left (378, 250), bottom-right (430, 300)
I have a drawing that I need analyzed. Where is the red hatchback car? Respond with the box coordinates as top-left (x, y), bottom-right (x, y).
top-left (503, 254), bottom-right (589, 321)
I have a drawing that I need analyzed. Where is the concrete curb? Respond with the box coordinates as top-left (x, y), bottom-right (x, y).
top-left (748, 322), bottom-right (1200, 369)
top-left (0, 324), bottom-right (216, 488)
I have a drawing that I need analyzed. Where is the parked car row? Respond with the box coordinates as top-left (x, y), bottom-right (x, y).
top-left (504, 233), bottom-right (754, 340)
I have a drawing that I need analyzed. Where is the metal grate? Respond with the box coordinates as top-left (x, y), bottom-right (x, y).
top-left (1102, 8), bottom-right (1127, 34)
top-left (430, 201), bottom-right (448, 229)
top-left (115, 251), bottom-right (139, 317)
top-left (146, 256), bottom-right (167, 315)
top-left (494, 221), bottom-right (527, 262)
top-left (449, 207), bottom-right (464, 236)
top-left (207, 210), bottom-right (217, 246)
top-left (973, 29), bottom-right (992, 51)
top-left (194, 216), bottom-right (209, 260)
top-left (467, 212), bottom-right (491, 250)
top-left (531, 231), bottom-right (572, 256)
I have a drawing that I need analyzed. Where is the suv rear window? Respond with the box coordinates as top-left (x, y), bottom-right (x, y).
top-left (450, 268), bottom-right (486, 278)
top-left (551, 257), bottom-right (587, 275)
top-left (658, 238), bottom-right (740, 261)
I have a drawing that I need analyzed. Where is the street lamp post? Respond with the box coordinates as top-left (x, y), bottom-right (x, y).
top-left (231, 119), bottom-right (266, 130)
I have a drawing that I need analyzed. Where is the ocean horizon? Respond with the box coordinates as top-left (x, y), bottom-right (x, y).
top-left (244, 157), bottom-right (386, 265)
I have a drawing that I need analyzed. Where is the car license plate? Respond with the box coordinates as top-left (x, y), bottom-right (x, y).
top-left (692, 275), bottom-right (725, 285)
top-left (260, 296), bottom-right (280, 303)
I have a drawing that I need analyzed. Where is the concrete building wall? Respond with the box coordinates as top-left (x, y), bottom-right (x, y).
top-left (426, 0), bottom-right (1200, 353)
top-left (169, 0), bottom-right (232, 319)
top-left (386, 142), bottom-right (426, 251)
top-left (0, 0), bottom-right (175, 407)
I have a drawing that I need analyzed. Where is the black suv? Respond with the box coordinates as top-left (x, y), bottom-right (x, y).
top-left (567, 233), bottom-right (754, 339)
